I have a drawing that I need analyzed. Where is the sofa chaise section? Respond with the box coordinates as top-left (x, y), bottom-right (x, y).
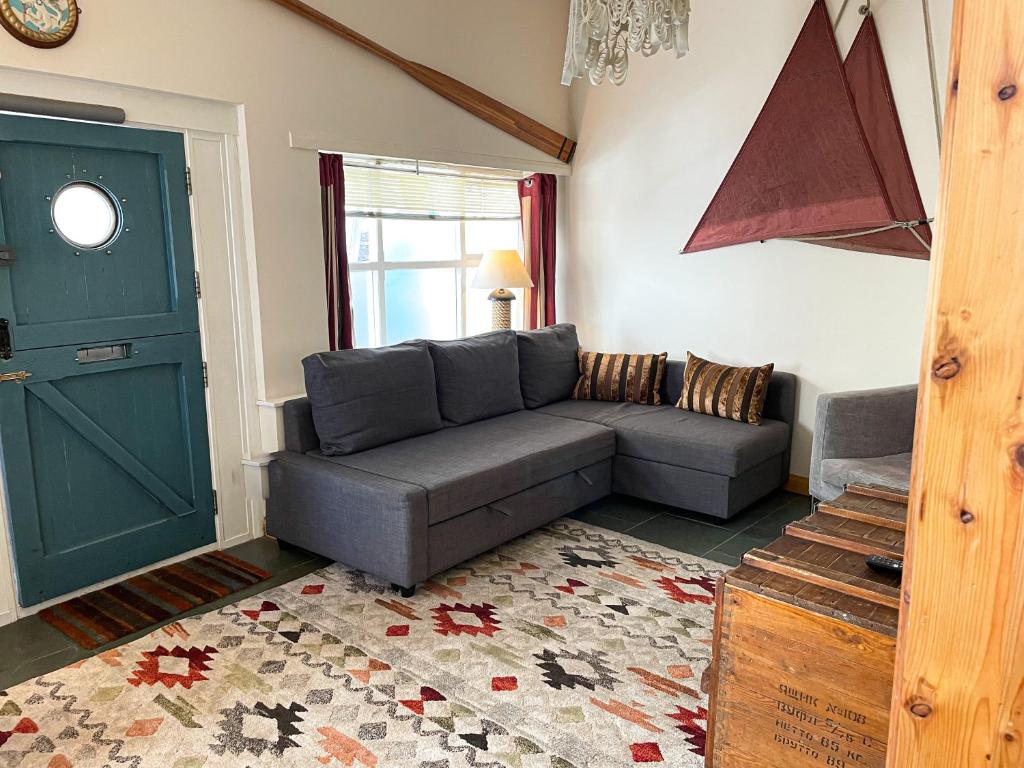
top-left (538, 360), bottom-right (797, 518)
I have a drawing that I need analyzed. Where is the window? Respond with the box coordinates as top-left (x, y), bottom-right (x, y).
top-left (344, 158), bottom-right (524, 348)
top-left (51, 181), bottom-right (121, 249)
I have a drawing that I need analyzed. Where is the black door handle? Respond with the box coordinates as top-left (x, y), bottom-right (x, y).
top-left (0, 319), bottom-right (11, 360)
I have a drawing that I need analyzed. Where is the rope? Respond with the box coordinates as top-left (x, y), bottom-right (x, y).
top-left (833, 0), bottom-right (852, 30)
top-left (778, 219), bottom-right (934, 244)
top-left (677, 221), bottom-right (934, 254)
top-left (781, 224), bottom-right (902, 242)
top-left (920, 0), bottom-right (944, 150)
top-left (908, 224), bottom-right (932, 250)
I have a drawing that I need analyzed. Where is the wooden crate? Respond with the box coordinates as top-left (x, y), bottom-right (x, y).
top-left (704, 485), bottom-right (907, 768)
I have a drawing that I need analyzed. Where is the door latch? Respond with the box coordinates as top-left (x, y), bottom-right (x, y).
top-left (0, 319), bottom-right (11, 360)
top-left (0, 371), bottom-right (30, 384)
top-left (0, 246), bottom-right (13, 264)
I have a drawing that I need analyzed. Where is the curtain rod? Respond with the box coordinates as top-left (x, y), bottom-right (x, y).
top-left (345, 211), bottom-right (521, 222)
top-left (341, 158), bottom-right (526, 184)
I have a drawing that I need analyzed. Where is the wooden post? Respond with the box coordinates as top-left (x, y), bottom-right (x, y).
top-left (888, 1), bottom-right (1024, 765)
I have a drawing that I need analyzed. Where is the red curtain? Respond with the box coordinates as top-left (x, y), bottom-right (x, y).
top-left (518, 173), bottom-right (557, 329)
top-left (319, 153), bottom-right (354, 350)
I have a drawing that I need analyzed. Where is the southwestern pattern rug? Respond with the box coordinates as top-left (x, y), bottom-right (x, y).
top-left (0, 520), bottom-right (723, 767)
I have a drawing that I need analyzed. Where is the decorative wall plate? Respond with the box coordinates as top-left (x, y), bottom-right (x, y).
top-left (0, 0), bottom-right (79, 48)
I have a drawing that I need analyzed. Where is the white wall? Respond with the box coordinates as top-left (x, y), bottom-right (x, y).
top-left (0, 0), bottom-right (954, 477)
top-left (0, 0), bottom-right (571, 400)
top-left (564, 0), bottom-right (953, 476)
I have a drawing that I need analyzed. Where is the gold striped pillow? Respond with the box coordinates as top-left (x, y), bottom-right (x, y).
top-left (677, 352), bottom-right (774, 424)
top-left (572, 350), bottom-right (667, 405)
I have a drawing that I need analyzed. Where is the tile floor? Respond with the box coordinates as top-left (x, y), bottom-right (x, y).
top-left (568, 488), bottom-right (811, 566)
top-left (0, 489), bottom-right (810, 691)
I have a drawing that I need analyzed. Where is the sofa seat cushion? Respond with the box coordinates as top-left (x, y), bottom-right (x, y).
top-left (820, 452), bottom-right (912, 494)
top-left (312, 411), bottom-right (615, 525)
top-left (535, 399), bottom-right (657, 426)
top-left (610, 407), bottom-right (790, 477)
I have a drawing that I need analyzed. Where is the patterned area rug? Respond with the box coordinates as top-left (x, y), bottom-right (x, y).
top-left (0, 520), bottom-right (723, 767)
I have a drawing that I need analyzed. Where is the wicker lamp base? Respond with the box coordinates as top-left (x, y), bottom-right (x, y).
top-left (488, 288), bottom-right (515, 330)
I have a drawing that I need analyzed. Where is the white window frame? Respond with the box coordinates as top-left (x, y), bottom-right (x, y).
top-left (346, 214), bottom-right (523, 347)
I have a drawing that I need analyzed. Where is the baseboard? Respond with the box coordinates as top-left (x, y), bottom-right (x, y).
top-left (785, 474), bottom-right (810, 496)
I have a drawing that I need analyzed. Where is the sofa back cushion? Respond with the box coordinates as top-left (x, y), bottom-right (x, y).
top-left (302, 341), bottom-right (442, 455)
top-left (516, 323), bottom-right (581, 408)
top-left (573, 350), bottom-right (668, 405)
top-left (676, 351), bottom-right (775, 425)
top-left (428, 330), bottom-right (524, 425)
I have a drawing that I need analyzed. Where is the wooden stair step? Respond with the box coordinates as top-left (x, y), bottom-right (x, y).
top-left (818, 489), bottom-right (907, 532)
top-left (844, 482), bottom-right (910, 505)
top-left (786, 512), bottom-right (905, 560)
top-left (742, 536), bottom-right (902, 610)
top-left (724, 561), bottom-right (900, 635)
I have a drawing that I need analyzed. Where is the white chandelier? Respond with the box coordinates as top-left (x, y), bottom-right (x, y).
top-left (561, 0), bottom-right (692, 86)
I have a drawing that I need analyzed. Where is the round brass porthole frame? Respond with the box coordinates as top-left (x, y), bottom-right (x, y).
top-left (50, 180), bottom-right (123, 251)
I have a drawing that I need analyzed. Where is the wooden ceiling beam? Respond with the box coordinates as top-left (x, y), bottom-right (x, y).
top-left (267, 0), bottom-right (577, 164)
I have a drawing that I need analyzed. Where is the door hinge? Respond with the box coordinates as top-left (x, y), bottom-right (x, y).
top-left (194, 270), bottom-right (202, 300)
top-left (186, 166), bottom-right (193, 196)
top-left (212, 489), bottom-right (218, 516)
top-left (202, 361), bottom-right (209, 388)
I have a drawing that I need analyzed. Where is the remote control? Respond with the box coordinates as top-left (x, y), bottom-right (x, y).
top-left (865, 555), bottom-right (904, 576)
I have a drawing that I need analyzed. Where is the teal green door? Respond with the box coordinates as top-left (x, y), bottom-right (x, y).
top-left (0, 114), bottom-right (215, 606)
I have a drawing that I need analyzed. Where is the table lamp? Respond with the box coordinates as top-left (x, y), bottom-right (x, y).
top-left (472, 249), bottom-right (534, 330)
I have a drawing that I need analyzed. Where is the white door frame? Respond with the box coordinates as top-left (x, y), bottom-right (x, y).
top-left (0, 67), bottom-right (266, 625)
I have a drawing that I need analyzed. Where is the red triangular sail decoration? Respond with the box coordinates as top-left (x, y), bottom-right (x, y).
top-left (684, 0), bottom-right (892, 253)
top-left (810, 14), bottom-right (931, 258)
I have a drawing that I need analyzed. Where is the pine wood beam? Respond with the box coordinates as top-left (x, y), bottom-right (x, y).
top-left (888, 1), bottom-right (1024, 765)
top-left (267, 0), bottom-right (577, 163)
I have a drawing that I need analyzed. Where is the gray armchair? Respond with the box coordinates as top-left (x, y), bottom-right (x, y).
top-left (809, 385), bottom-right (917, 501)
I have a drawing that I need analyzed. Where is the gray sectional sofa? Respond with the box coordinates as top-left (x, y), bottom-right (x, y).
top-left (267, 325), bottom-right (796, 595)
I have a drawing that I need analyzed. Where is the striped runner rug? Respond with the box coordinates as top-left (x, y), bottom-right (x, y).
top-left (39, 550), bottom-right (270, 650)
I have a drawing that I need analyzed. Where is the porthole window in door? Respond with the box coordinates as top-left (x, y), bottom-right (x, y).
top-left (51, 182), bottom-right (121, 249)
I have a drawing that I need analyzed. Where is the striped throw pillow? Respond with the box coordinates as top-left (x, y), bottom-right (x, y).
top-left (573, 350), bottom-right (668, 405)
top-left (677, 352), bottom-right (774, 424)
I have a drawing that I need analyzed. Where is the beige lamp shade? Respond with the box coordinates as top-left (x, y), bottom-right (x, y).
top-left (472, 250), bottom-right (534, 289)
